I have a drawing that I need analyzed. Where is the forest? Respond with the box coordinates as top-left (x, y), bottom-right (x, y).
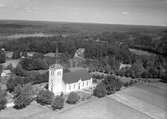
top-left (0, 20), bottom-right (167, 88)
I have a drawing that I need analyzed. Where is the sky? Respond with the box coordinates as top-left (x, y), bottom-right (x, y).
top-left (0, 0), bottom-right (167, 26)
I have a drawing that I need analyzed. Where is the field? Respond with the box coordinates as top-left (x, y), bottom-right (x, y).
top-left (1, 59), bottom-right (20, 68)
top-left (129, 48), bottom-right (153, 56)
top-left (54, 82), bottom-right (167, 119)
top-left (1, 82), bottom-right (166, 119)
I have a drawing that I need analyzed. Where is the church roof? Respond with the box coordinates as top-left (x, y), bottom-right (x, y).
top-left (63, 70), bottom-right (91, 84)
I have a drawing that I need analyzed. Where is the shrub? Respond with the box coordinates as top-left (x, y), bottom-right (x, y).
top-left (124, 82), bottom-right (129, 87)
top-left (134, 80), bottom-right (138, 84)
top-left (147, 80), bottom-right (151, 83)
top-left (129, 80), bottom-right (134, 86)
top-left (36, 90), bottom-right (54, 105)
top-left (66, 92), bottom-right (80, 104)
top-left (161, 73), bottom-right (167, 83)
top-left (93, 82), bottom-right (107, 98)
top-left (60, 92), bottom-right (64, 97)
top-left (86, 95), bottom-right (91, 100)
top-left (51, 95), bottom-right (65, 111)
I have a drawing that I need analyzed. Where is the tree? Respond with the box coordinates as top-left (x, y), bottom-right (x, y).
top-left (32, 52), bottom-right (44, 60)
top-left (0, 49), bottom-right (6, 63)
top-left (141, 70), bottom-right (149, 79)
top-left (14, 83), bottom-right (34, 109)
top-left (124, 82), bottom-right (129, 87)
top-left (12, 50), bottom-right (21, 59)
top-left (93, 82), bottom-right (107, 98)
top-left (14, 93), bottom-right (32, 109)
top-left (66, 92), bottom-right (80, 104)
top-left (36, 90), bottom-right (54, 105)
top-left (0, 96), bottom-right (7, 111)
top-left (63, 68), bottom-right (70, 73)
top-left (162, 73), bottom-right (167, 83)
top-left (13, 64), bottom-right (28, 76)
top-left (51, 95), bottom-right (65, 111)
top-left (6, 63), bottom-right (13, 72)
top-left (0, 87), bottom-right (7, 111)
top-left (6, 77), bottom-right (15, 92)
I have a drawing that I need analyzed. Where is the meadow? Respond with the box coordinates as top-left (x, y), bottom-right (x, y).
top-left (0, 82), bottom-right (166, 119)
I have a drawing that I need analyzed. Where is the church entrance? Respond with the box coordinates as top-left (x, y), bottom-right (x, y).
top-left (78, 83), bottom-right (80, 90)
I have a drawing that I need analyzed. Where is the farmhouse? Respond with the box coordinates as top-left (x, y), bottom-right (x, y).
top-left (1, 69), bottom-right (11, 77)
top-left (48, 47), bottom-right (92, 95)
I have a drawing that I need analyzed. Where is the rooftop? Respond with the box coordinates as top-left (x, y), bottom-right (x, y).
top-left (63, 70), bottom-right (91, 84)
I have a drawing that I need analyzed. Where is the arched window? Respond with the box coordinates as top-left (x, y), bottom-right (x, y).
top-left (87, 81), bottom-right (88, 86)
top-left (83, 82), bottom-right (84, 87)
top-left (69, 85), bottom-right (71, 90)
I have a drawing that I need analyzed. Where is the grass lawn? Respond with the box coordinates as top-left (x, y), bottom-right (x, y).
top-left (129, 48), bottom-right (152, 56)
top-left (120, 85), bottom-right (167, 110)
top-left (0, 102), bottom-right (51, 119)
top-left (44, 52), bottom-right (55, 57)
top-left (69, 67), bottom-right (88, 72)
top-left (54, 97), bottom-right (152, 119)
top-left (2, 59), bottom-right (20, 68)
top-left (5, 51), bottom-right (13, 58)
top-left (135, 83), bottom-right (167, 98)
top-left (147, 82), bottom-right (167, 91)
top-left (118, 76), bottom-right (136, 83)
top-left (108, 92), bottom-right (166, 119)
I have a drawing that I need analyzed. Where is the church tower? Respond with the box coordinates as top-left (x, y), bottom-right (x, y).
top-left (48, 44), bottom-right (63, 95)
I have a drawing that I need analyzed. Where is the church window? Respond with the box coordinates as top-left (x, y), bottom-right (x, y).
top-left (69, 85), bottom-right (71, 90)
top-left (74, 84), bottom-right (75, 89)
top-left (83, 82), bottom-right (84, 87)
top-left (87, 81), bottom-right (88, 86)
top-left (58, 87), bottom-right (59, 91)
top-left (51, 85), bottom-right (53, 92)
top-left (57, 71), bottom-right (61, 76)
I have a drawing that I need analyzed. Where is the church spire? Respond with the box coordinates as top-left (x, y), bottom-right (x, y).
top-left (55, 44), bottom-right (60, 64)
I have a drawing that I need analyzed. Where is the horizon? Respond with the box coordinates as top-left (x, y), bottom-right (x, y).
top-left (0, 19), bottom-right (166, 28)
top-left (0, 0), bottom-right (167, 27)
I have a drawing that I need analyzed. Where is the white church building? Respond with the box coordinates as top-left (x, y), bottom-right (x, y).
top-left (48, 46), bottom-right (92, 95)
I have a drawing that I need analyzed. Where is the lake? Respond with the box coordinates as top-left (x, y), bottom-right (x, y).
top-left (0, 33), bottom-right (54, 40)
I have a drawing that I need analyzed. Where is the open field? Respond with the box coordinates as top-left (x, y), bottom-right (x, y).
top-left (120, 85), bottom-right (167, 110)
top-left (135, 84), bottom-right (167, 98)
top-left (69, 67), bottom-right (88, 72)
top-left (54, 97), bottom-right (152, 119)
top-left (147, 82), bottom-right (167, 91)
top-left (0, 102), bottom-right (51, 119)
top-left (117, 76), bottom-right (136, 83)
top-left (1, 59), bottom-right (20, 68)
top-left (0, 82), bottom-right (166, 119)
top-left (129, 48), bottom-right (153, 56)
top-left (55, 82), bottom-right (167, 119)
